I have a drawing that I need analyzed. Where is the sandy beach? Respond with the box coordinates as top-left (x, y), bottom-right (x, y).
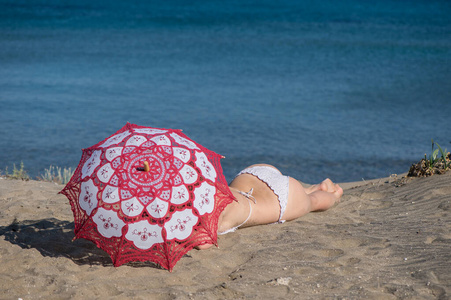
top-left (0, 172), bottom-right (449, 299)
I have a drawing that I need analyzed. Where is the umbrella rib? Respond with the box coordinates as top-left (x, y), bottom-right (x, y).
top-left (113, 227), bottom-right (127, 267)
top-left (162, 229), bottom-right (172, 271)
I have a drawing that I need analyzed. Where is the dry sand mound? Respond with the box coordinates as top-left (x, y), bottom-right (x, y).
top-left (0, 172), bottom-right (449, 299)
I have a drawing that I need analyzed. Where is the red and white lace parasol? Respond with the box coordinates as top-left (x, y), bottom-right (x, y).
top-left (60, 123), bottom-right (234, 271)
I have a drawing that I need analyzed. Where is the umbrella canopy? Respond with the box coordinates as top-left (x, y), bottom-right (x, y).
top-left (60, 123), bottom-right (234, 271)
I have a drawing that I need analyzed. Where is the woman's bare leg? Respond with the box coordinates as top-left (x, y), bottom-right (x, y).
top-left (195, 165), bottom-right (343, 250)
top-left (282, 177), bottom-right (343, 221)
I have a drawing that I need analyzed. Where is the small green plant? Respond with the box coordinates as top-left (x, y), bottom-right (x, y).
top-left (3, 161), bottom-right (30, 180)
top-left (425, 139), bottom-right (449, 170)
top-left (435, 141), bottom-right (449, 170)
top-left (39, 165), bottom-right (75, 185)
top-left (410, 139), bottom-right (450, 177)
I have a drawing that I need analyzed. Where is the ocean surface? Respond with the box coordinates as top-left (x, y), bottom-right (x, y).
top-left (1, 0), bottom-right (450, 184)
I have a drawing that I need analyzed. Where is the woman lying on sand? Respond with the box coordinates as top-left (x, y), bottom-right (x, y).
top-left (198, 164), bottom-right (343, 249)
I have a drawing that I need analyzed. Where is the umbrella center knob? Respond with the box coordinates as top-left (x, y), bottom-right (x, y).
top-left (143, 161), bottom-right (150, 172)
top-left (137, 161), bottom-right (150, 172)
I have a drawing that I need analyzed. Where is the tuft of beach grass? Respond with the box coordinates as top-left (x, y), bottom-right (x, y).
top-left (1, 163), bottom-right (74, 184)
top-left (1, 162), bottom-right (30, 181)
top-left (38, 165), bottom-right (74, 185)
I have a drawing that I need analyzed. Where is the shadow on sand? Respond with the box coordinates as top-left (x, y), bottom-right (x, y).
top-left (0, 218), bottom-right (161, 269)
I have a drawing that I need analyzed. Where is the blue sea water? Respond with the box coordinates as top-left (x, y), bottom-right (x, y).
top-left (1, 0), bottom-right (450, 183)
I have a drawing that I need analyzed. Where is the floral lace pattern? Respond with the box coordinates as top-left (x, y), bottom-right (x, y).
top-left (61, 123), bottom-right (234, 270)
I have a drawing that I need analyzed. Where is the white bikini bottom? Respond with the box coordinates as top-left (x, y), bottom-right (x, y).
top-left (218, 166), bottom-right (289, 235)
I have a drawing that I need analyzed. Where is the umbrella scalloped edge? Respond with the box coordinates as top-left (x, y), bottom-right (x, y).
top-left (60, 123), bottom-right (235, 271)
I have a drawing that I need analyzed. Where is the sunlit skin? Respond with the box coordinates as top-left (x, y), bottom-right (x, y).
top-left (197, 164), bottom-right (343, 250)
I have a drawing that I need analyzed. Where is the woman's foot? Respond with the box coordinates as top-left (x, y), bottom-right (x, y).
top-left (305, 178), bottom-right (341, 195)
top-left (320, 178), bottom-right (343, 201)
top-left (309, 179), bottom-right (343, 211)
